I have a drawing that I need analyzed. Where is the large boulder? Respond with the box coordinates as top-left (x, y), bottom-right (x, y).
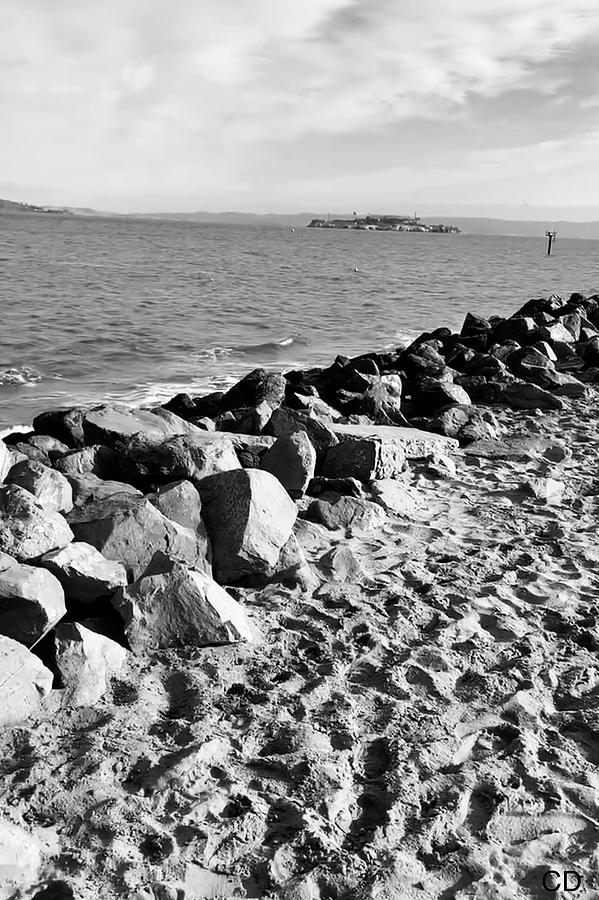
top-left (40, 542), bottom-right (127, 602)
top-left (0, 485), bottom-right (73, 561)
top-left (7, 460), bottom-right (73, 514)
top-left (81, 404), bottom-right (202, 448)
top-left (411, 378), bottom-right (471, 415)
top-left (264, 407), bottom-right (338, 463)
top-left (112, 554), bottom-right (254, 651)
top-left (323, 435), bottom-right (406, 482)
top-left (331, 423), bottom-right (459, 460)
top-left (198, 468), bottom-right (297, 583)
top-left (261, 431), bottom-right (316, 498)
top-left (65, 472), bottom-right (142, 507)
top-left (0, 551), bottom-right (66, 646)
top-left (342, 374), bottom-right (407, 424)
top-left (495, 382), bottom-right (564, 411)
top-left (306, 493), bottom-right (386, 533)
top-left (32, 407), bottom-right (85, 448)
top-left (54, 621), bottom-right (127, 706)
top-left (221, 368), bottom-right (287, 411)
top-left (54, 445), bottom-right (120, 479)
top-left (66, 494), bottom-right (209, 581)
top-left (0, 635), bottom-right (53, 726)
top-left (539, 321), bottom-right (576, 344)
top-left (119, 432), bottom-right (240, 489)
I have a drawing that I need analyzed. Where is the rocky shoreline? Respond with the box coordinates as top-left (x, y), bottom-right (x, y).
top-left (1, 291), bottom-right (599, 899)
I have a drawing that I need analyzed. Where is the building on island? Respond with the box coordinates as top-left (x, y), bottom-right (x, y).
top-left (307, 214), bottom-right (459, 233)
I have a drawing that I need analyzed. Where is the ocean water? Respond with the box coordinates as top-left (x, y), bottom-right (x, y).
top-left (2, 212), bottom-right (599, 429)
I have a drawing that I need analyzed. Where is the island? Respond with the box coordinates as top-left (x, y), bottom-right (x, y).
top-left (307, 213), bottom-right (460, 232)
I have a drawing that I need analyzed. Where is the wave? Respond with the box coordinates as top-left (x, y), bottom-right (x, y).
top-left (0, 365), bottom-right (44, 387)
top-left (232, 335), bottom-right (309, 357)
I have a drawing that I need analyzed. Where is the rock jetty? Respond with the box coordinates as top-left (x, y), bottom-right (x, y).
top-left (2, 291), bottom-right (599, 898)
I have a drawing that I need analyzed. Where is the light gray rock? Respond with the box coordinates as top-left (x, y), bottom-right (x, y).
top-left (82, 403), bottom-right (202, 448)
top-left (0, 819), bottom-right (44, 894)
top-left (319, 545), bottom-right (368, 582)
top-left (539, 321), bottom-right (576, 344)
top-left (306, 493), bottom-right (387, 533)
top-left (261, 430), bottom-right (316, 498)
top-left (7, 459), bottom-right (73, 513)
top-left (55, 445), bottom-right (120, 479)
top-left (293, 518), bottom-right (331, 555)
top-left (147, 479), bottom-right (203, 530)
top-left (198, 468), bottom-right (297, 583)
top-left (0, 485), bottom-right (73, 561)
top-left (332, 423), bottom-right (459, 460)
top-left (0, 551), bottom-right (66, 646)
top-left (65, 472), bottom-right (142, 507)
top-left (66, 494), bottom-right (209, 581)
top-left (55, 621), bottom-right (128, 706)
top-left (28, 434), bottom-right (70, 458)
top-left (0, 635), bottom-right (53, 726)
top-left (0, 441), bottom-right (13, 482)
top-left (112, 554), bottom-right (254, 651)
top-left (40, 542), bottom-right (127, 602)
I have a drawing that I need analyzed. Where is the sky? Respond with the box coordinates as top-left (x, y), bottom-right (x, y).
top-left (2, 0), bottom-right (599, 217)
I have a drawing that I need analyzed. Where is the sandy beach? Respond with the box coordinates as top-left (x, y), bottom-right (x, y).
top-left (1, 295), bottom-right (599, 898)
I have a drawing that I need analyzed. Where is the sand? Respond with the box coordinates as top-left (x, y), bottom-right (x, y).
top-left (2, 395), bottom-right (599, 899)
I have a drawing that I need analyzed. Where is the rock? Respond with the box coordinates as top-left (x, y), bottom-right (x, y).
top-left (66, 494), bottom-right (208, 581)
top-left (343, 374), bottom-right (406, 424)
top-left (411, 377), bottom-right (471, 415)
top-left (7, 460), bottom-right (73, 513)
top-left (147, 480), bottom-right (203, 530)
top-left (198, 468), bottom-right (297, 583)
top-left (0, 819), bottom-right (44, 894)
top-left (306, 493), bottom-right (386, 533)
top-left (428, 404), bottom-right (472, 438)
top-left (32, 407), bottom-right (85, 448)
top-left (288, 392), bottom-right (344, 422)
top-left (40, 542), bottom-right (127, 602)
top-left (319, 545), bottom-right (367, 582)
top-left (28, 434), bottom-right (70, 460)
top-left (221, 368), bottom-right (286, 411)
top-left (526, 477), bottom-right (565, 506)
top-left (54, 445), bottom-right (120, 479)
top-left (492, 316), bottom-right (538, 345)
top-left (215, 401), bottom-right (272, 435)
top-left (496, 382), bottom-right (564, 411)
top-left (264, 407), bottom-right (338, 462)
top-left (0, 485), bottom-right (73, 561)
top-left (0, 635), bottom-right (53, 726)
top-left (461, 312), bottom-right (491, 337)
top-left (322, 435), bottom-right (406, 482)
top-left (293, 518), bottom-right (330, 555)
top-left (261, 431), bottom-right (316, 498)
top-left (119, 432), bottom-right (240, 489)
top-left (112, 554), bottom-right (254, 650)
top-left (332, 423), bottom-right (459, 460)
top-left (426, 453), bottom-right (458, 478)
top-left (0, 551), bottom-right (66, 646)
top-left (539, 321), bottom-right (575, 344)
top-left (371, 480), bottom-right (421, 517)
top-left (0, 440), bottom-right (13, 482)
top-left (531, 341), bottom-right (558, 362)
top-left (307, 476), bottom-right (363, 498)
top-left (81, 404), bottom-right (202, 448)
top-left (65, 472), bottom-right (142, 507)
top-left (54, 621), bottom-right (127, 706)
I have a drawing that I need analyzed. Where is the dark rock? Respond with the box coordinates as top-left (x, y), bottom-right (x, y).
top-left (264, 407), bottom-right (338, 464)
top-left (221, 368), bottom-right (286, 411)
top-left (411, 377), bottom-right (471, 415)
top-left (494, 382), bottom-right (564, 410)
top-left (307, 476), bottom-right (363, 498)
top-left (214, 402), bottom-right (272, 435)
top-left (32, 408), bottom-right (85, 449)
top-left (65, 472), bottom-right (142, 507)
top-left (119, 432), bottom-right (240, 489)
top-left (461, 312), bottom-right (491, 337)
top-left (342, 374), bottom-right (407, 425)
top-left (54, 445), bottom-right (120, 480)
top-left (492, 317), bottom-right (538, 345)
top-left (198, 468), bottom-right (297, 584)
top-left (261, 431), bottom-right (316, 498)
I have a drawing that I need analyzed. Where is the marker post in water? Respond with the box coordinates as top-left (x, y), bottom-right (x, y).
top-left (545, 230), bottom-right (557, 255)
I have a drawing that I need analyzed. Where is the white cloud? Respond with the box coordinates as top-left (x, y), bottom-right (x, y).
top-left (1, 0), bottom-right (599, 208)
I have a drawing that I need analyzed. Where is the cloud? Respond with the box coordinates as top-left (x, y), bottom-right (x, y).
top-left (1, 0), bottom-right (599, 208)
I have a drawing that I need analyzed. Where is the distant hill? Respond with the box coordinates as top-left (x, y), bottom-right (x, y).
top-left (0, 198), bottom-right (71, 215)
